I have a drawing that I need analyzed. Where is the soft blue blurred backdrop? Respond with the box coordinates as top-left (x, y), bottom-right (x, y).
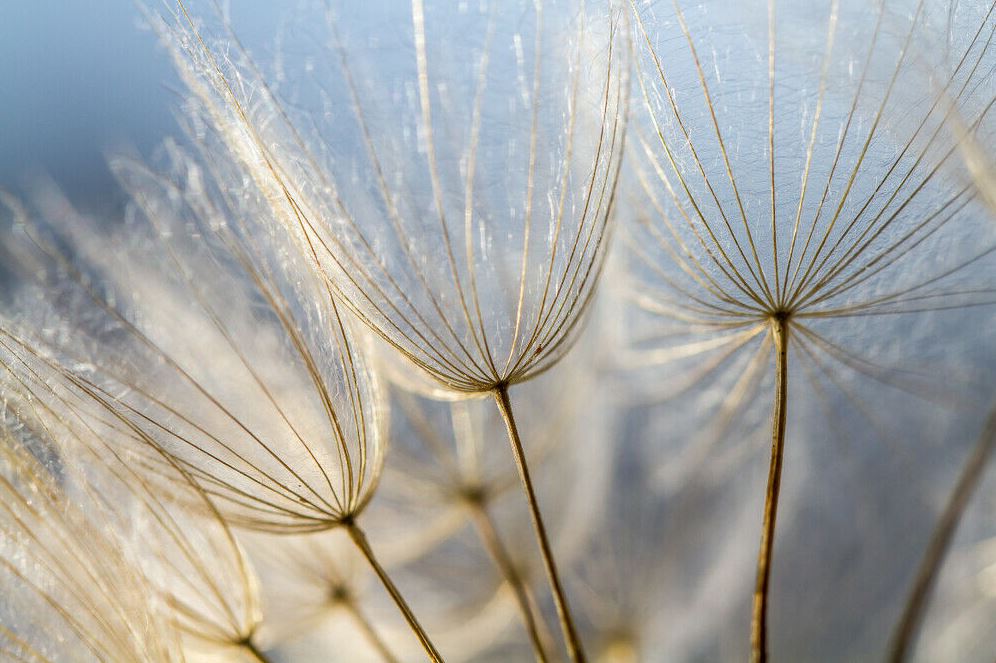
top-left (0, 2), bottom-right (287, 215)
top-left (0, 2), bottom-right (179, 213)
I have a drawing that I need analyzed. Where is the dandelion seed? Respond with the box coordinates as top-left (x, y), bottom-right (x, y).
top-left (165, 2), bottom-right (628, 659)
top-left (240, 529), bottom-right (400, 662)
top-left (364, 343), bottom-right (611, 661)
top-left (0, 140), bottom-right (439, 659)
top-left (627, 0), bottom-right (996, 659)
top-left (0, 413), bottom-right (182, 663)
top-left (1, 335), bottom-right (271, 661)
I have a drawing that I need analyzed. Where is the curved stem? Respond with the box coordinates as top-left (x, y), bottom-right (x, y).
top-left (751, 316), bottom-right (790, 663)
top-left (469, 500), bottom-right (555, 663)
top-left (493, 384), bottom-right (587, 663)
top-left (344, 599), bottom-right (401, 663)
top-left (346, 523), bottom-right (445, 662)
top-left (887, 403), bottom-right (996, 662)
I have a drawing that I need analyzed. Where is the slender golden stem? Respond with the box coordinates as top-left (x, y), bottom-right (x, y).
top-left (242, 637), bottom-right (275, 663)
top-left (886, 403), bottom-right (996, 662)
top-left (346, 523), bottom-right (445, 662)
top-left (469, 499), bottom-right (555, 663)
top-left (751, 315), bottom-right (790, 663)
top-left (493, 384), bottom-right (587, 663)
top-left (343, 598), bottom-right (402, 663)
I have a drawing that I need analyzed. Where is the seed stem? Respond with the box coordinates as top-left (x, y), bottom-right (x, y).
top-left (346, 523), bottom-right (444, 662)
top-left (886, 403), bottom-right (996, 662)
top-left (469, 499), bottom-right (555, 663)
top-left (751, 315), bottom-right (790, 663)
top-left (493, 384), bottom-right (586, 663)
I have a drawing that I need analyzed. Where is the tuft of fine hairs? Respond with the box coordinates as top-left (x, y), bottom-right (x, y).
top-left (0, 1), bottom-right (994, 662)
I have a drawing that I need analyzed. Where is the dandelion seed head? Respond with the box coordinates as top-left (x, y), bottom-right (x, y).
top-left (0, 418), bottom-right (182, 663)
top-left (2, 132), bottom-right (388, 535)
top-left (622, 1), bottom-right (996, 656)
top-left (166, 0), bottom-right (629, 396)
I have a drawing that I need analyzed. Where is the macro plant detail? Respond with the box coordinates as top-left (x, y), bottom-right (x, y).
top-left (0, 329), bottom-right (270, 659)
top-left (0, 141), bottom-right (439, 658)
top-left (0, 421), bottom-right (182, 663)
top-left (163, 1), bottom-right (627, 659)
top-left (626, 0), bottom-right (996, 659)
top-left (0, 1), bottom-right (994, 662)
